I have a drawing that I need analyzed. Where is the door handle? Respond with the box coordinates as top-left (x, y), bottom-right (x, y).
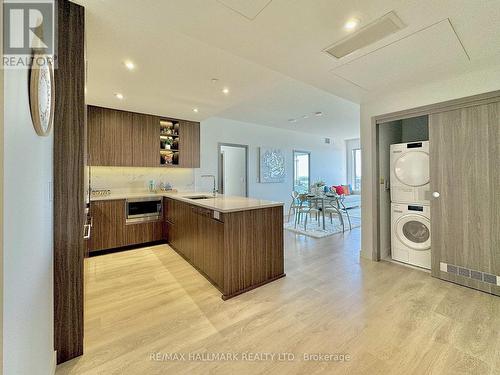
top-left (83, 224), bottom-right (91, 239)
top-left (432, 192), bottom-right (440, 198)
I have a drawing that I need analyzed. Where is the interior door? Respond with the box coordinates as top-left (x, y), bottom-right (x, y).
top-left (219, 144), bottom-right (248, 197)
top-left (430, 101), bottom-right (500, 296)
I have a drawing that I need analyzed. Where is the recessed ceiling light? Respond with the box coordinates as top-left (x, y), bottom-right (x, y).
top-left (344, 18), bottom-right (360, 30)
top-left (222, 87), bottom-right (230, 95)
top-left (315, 111), bottom-right (323, 117)
top-left (193, 108), bottom-right (199, 113)
top-left (115, 93), bottom-right (124, 100)
top-left (124, 60), bottom-right (135, 70)
top-left (288, 119), bottom-right (297, 123)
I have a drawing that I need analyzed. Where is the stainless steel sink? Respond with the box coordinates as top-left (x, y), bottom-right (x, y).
top-left (185, 195), bottom-right (213, 200)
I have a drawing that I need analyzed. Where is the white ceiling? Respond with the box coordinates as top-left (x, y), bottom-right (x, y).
top-left (332, 19), bottom-right (470, 91)
top-left (216, 0), bottom-right (273, 20)
top-left (218, 79), bottom-right (359, 139)
top-left (79, 0), bottom-right (500, 135)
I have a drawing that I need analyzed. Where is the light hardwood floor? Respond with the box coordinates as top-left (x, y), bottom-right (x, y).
top-left (56, 229), bottom-right (500, 374)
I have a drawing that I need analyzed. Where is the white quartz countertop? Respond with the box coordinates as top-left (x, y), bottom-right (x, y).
top-left (90, 191), bottom-right (283, 213)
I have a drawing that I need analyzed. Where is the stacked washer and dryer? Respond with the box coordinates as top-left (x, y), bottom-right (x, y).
top-left (390, 141), bottom-right (431, 269)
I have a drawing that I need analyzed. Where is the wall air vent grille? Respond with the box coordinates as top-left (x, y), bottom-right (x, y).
top-left (324, 11), bottom-right (405, 59)
top-left (440, 262), bottom-right (500, 286)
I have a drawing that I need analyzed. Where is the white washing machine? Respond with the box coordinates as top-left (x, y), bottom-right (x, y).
top-left (390, 141), bottom-right (430, 204)
top-left (391, 203), bottom-right (431, 269)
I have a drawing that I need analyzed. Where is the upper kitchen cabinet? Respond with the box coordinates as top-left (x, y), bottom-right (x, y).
top-left (179, 120), bottom-right (200, 168)
top-left (88, 106), bottom-right (200, 168)
top-left (131, 112), bottom-right (158, 167)
top-left (88, 106), bottom-right (133, 166)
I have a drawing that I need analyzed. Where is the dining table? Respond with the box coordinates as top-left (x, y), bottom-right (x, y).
top-left (305, 193), bottom-right (341, 230)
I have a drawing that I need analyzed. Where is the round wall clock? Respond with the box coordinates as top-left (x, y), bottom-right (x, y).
top-left (29, 56), bottom-right (55, 137)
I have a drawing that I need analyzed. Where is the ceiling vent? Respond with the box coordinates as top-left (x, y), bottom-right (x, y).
top-left (324, 11), bottom-right (406, 59)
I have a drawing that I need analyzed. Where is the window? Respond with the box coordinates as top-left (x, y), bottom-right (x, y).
top-left (353, 148), bottom-right (362, 191)
top-left (293, 151), bottom-right (310, 193)
top-left (346, 139), bottom-right (361, 192)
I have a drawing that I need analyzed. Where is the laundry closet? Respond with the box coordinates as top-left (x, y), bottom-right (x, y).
top-left (378, 115), bottom-right (430, 268)
top-left (373, 91), bottom-right (500, 297)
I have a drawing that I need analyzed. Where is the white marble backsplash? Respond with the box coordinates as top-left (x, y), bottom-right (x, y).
top-left (91, 166), bottom-right (195, 193)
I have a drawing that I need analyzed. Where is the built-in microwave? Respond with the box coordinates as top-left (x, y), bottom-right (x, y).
top-left (126, 197), bottom-right (162, 224)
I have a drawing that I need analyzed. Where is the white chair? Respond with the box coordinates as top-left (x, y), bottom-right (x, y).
top-left (295, 194), bottom-right (320, 230)
top-left (325, 191), bottom-right (351, 231)
top-left (324, 197), bottom-right (345, 233)
top-left (287, 191), bottom-right (301, 222)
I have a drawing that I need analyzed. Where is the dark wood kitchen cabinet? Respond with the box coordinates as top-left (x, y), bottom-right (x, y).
top-left (89, 199), bottom-right (163, 252)
top-left (164, 198), bottom-right (224, 287)
top-left (165, 198), bottom-right (195, 260)
top-left (125, 220), bottom-right (163, 246)
top-left (89, 199), bottom-right (127, 251)
top-left (131, 112), bottom-right (159, 167)
top-left (164, 198), bottom-right (283, 297)
top-left (179, 120), bottom-right (200, 168)
top-left (87, 106), bottom-right (133, 166)
top-left (193, 206), bottom-right (224, 287)
top-left (88, 106), bottom-right (200, 168)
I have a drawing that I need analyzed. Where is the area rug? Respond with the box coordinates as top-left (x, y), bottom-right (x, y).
top-left (284, 207), bottom-right (361, 238)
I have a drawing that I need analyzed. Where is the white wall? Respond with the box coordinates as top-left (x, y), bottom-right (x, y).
top-left (3, 70), bottom-right (54, 374)
top-left (196, 117), bottom-right (357, 209)
top-left (360, 65), bottom-right (500, 260)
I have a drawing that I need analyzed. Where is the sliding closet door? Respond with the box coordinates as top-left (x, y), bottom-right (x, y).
top-left (430, 101), bottom-right (500, 296)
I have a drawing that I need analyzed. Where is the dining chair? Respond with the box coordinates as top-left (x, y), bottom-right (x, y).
top-left (287, 191), bottom-right (301, 222)
top-left (294, 194), bottom-right (320, 230)
top-left (324, 197), bottom-right (345, 233)
top-left (327, 187), bottom-right (352, 230)
top-left (335, 194), bottom-right (352, 230)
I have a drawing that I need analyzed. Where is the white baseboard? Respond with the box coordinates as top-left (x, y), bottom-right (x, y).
top-left (52, 350), bottom-right (57, 375)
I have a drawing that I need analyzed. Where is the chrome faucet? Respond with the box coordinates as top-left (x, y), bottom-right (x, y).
top-left (201, 174), bottom-right (217, 197)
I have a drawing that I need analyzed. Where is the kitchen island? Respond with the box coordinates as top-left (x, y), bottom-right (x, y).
top-left (90, 192), bottom-right (285, 299)
top-left (163, 193), bottom-right (285, 300)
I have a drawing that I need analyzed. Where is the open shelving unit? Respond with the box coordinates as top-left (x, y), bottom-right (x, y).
top-left (159, 119), bottom-right (180, 166)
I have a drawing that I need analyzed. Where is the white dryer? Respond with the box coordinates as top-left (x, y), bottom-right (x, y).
top-left (391, 203), bottom-right (431, 269)
top-left (390, 141), bottom-right (430, 204)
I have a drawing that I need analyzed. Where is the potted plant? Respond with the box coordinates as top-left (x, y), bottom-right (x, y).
top-left (311, 180), bottom-right (326, 195)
